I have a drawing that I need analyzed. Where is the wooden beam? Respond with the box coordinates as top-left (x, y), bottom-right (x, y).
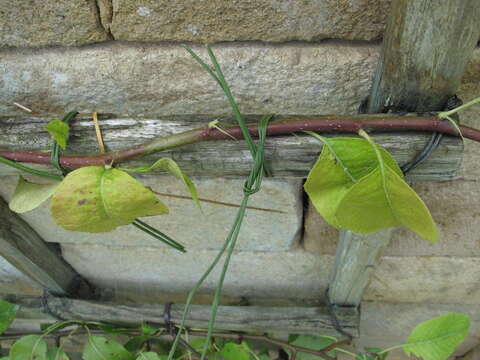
top-left (0, 198), bottom-right (93, 297)
top-left (368, 0), bottom-right (480, 113)
top-left (329, 0), bottom-right (479, 307)
top-left (0, 114), bottom-right (463, 182)
top-left (328, 229), bottom-right (393, 305)
top-left (1, 294), bottom-right (359, 336)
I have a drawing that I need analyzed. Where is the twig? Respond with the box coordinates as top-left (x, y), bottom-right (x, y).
top-left (92, 112), bottom-right (106, 153)
top-left (1, 115), bottom-right (478, 168)
top-left (13, 102), bottom-right (32, 113)
top-left (152, 190), bottom-right (286, 214)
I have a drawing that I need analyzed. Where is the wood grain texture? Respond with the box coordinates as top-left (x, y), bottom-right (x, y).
top-left (0, 198), bottom-right (87, 296)
top-left (368, 0), bottom-right (480, 113)
top-left (0, 114), bottom-right (463, 181)
top-left (328, 229), bottom-right (393, 305)
top-left (1, 294), bottom-right (359, 336)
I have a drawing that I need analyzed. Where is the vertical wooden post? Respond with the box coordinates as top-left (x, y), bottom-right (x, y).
top-left (0, 198), bottom-right (94, 297)
top-left (328, 0), bottom-right (480, 307)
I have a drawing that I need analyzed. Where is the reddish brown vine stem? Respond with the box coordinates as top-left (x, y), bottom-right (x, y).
top-left (1, 115), bottom-right (479, 168)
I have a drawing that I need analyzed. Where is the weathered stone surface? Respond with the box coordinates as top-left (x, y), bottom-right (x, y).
top-left (364, 256), bottom-right (480, 304)
top-left (61, 242), bottom-right (480, 304)
top-left (110, 0), bottom-right (390, 43)
top-left (0, 257), bottom-right (42, 296)
top-left (304, 180), bottom-right (480, 257)
top-left (61, 244), bottom-right (332, 302)
top-left (0, 42), bottom-right (378, 116)
top-left (359, 302), bottom-right (480, 357)
top-left (0, 176), bottom-right (302, 251)
top-left (0, 0), bottom-right (110, 48)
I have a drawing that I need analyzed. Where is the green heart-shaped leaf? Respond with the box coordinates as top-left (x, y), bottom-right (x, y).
top-left (403, 313), bottom-right (469, 360)
top-left (304, 131), bottom-right (437, 242)
top-left (304, 134), bottom-right (402, 228)
top-left (335, 166), bottom-right (438, 242)
top-left (10, 335), bottom-right (47, 360)
top-left (218, 342), bottom-right (251, 360)
top-left (287, 335), bottom-right (338, 359)
top-left (0, 300), bottom-right (18, 335)
top-left (136, 353), bottom-right (161, 360)
top-left (82, 336), bottom-right (134, 360)
top-left (51, 166), bottom-right (168, 232)
top-left (46, 347), bottom-right (69, 360)
top-left (9, 177), bottom-right (60, 214)
top-left (45, 120), bottom-right (69, 150)
top-left (120, 158), bottom-right (199, 208)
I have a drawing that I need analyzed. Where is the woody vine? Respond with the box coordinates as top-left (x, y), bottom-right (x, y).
top-left (0, 45), bottom-right (479, 359)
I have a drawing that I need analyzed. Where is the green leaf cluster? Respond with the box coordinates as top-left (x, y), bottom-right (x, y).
top-left (304, 133), bottom-right (438, 242)
top-left (0, 308), bottom-right (470, 360)
top-left (286, 335), bottom-right (338, 359)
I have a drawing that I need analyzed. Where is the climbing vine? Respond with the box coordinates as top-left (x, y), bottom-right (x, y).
top-left (0, 45), bottom-right (479, 360)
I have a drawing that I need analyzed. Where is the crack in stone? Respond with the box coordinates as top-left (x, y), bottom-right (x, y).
top-left (89, 0), bottom-right (115, 40)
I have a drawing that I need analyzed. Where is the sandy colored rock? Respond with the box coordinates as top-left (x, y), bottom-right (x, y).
top-left (304, 180), bottom-right (480, 257)
top-left (0, 0), bottom-right (110, 48)
top-left (110, 0), bottom-right (390, 43)
top-left (359, 302), bottom-right (480, 357)
top-left (0, 42), bottom-right (378, 116)
top-left (61, 242), bottom-right (480, 304)
top-left (0, 176), bottom-right (302, 251)
top-left (61, 244), bottom-right (332, 302)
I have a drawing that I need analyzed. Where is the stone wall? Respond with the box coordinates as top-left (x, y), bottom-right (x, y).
top-left (1, 1), bottom-right (480, 358)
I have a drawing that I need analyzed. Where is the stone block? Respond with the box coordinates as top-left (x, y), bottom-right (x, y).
top-left (61, 242), bottom-right (480, 304)
top-left (359, 302), bottom-right (480, 357)
top-left (110, 0), bottom-right (390, 43)
top-left (0, 42), bottom-right (378, 116)
top-left (61, 244), bottom-right (332, 302)
top-left (304, 180), bottom-right (480, 257)
top-left (0, 0), bottom-right (110, 48)
top-left (0, 176), bottom-right (303, 251)
top-left (364, 256), bottom-right (480, 304)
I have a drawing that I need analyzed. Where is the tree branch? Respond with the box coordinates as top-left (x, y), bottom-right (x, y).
top-left (1, 114), bottom-right (478, 168)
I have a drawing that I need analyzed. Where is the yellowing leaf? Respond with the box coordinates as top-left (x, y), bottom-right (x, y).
top-left (120, 158), bottom-right (200, 208)
top-left (304, 135), bottom-right (402, 228)
top-left (335, 166), bottom-right (438, 242)
top-left (45, 120), bottom-right (69, 150)
top-left (9, 177), bottom-right (60, 213)
top-left (403, 313), bottom-right (469, 360)
top-left (51, 166), bottom-right (169, 232)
